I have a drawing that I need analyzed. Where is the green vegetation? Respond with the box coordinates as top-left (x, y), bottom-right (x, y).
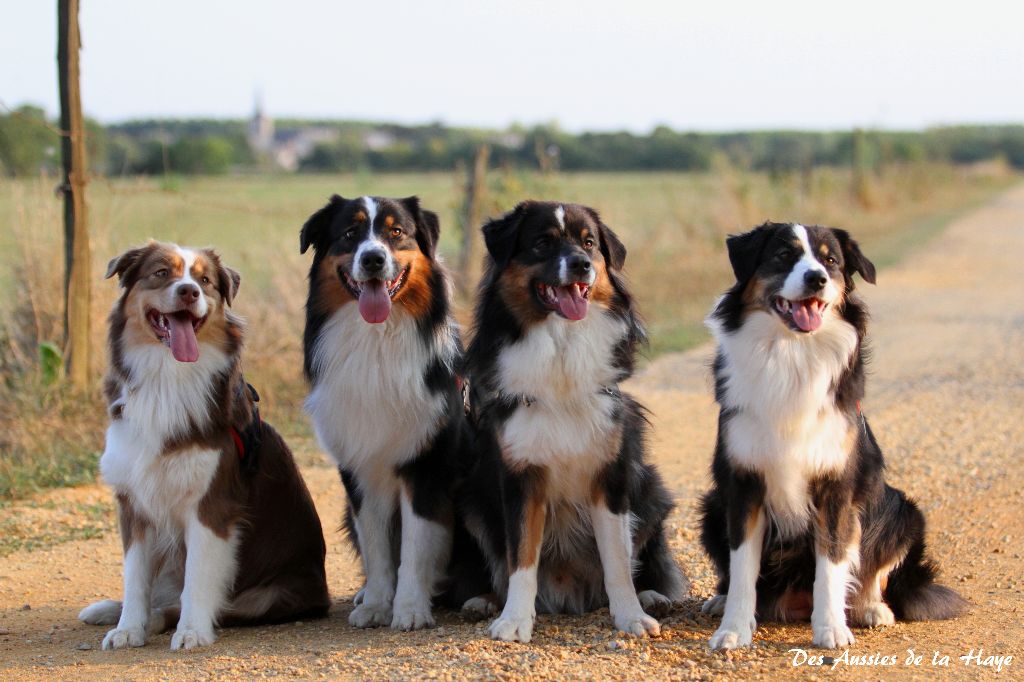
top-left (0, 165), bottom-right (1016, 501)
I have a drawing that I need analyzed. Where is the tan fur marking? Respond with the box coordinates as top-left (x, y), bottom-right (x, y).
top-left (116, 493), bottom-right (150, 552)
top-left (393, 251), bottom-right (433, 321)
top-left (497, 262), bottom-right (547, 325)
top-left (384, 215), bottom-right (394, 228)
top-left (589, 259), bottom-right (615, 306)
top-left (197, 438), bottom-right (244, 539)
top-left (517, 484), bottom-right (548, 569)
top-left (313, 254), bottom-right (355, 315)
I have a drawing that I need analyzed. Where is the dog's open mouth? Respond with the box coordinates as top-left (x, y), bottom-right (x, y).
top-left (342, 267), bottom-right (409, 324)
top-left (147, 309), bottom-right (206, 362)
top-left (536, 282), bottom-right (591, 321)
top-left (773, 296), bottom-right (827, 333)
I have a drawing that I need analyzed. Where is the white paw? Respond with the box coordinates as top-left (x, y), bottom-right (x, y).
top-left (101, 626), bottom-right (146, 650)
top-left (170, 626), bottom-right (216, 650)
top-left (353, 587), bottom-right (365, 606)
top-left (638, 590), bottom-right (673, 617)
top-left (709, 618), bottom-right (755, 650)
top-left (701, 594), bottom-right (727, 616)
top-left (391, 601), bottom-right (435, 631)
top-left (858, 602), bottom-right (895, 628)
top-left (613, 611), bottom-right (661, 637)
top-left (461, 596), bottom-right (499, 620)
top-left (812, 622), bottom-right (855, 648)
top-left (79, 599), bottom-right (121, 625)
top-left (489, 613), bottom-right (535, 643)
top-left (349, 601), bottom-right (393, 628)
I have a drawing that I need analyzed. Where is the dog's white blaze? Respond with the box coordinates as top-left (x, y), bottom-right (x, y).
top-left (590, 504), bottom-right (653, 631)
top-left (490, 567), bottom-right (538, 642)
top-left (392, 487), bottom-right (451, 628)
top-left (710, 508), bottom-right (766, 650)
top-left (352, 196), bottom-right (397, 281)
top-left (554, 205), bottom-right (566, 233)
top-left (707, 308), bottom-right (858, 536)
top-left (306, 305), bottom-right (448, 492)
top-left (781, 224), bottom-right (840, 304)
top-left (496, 308), bottom-right (626, 488)
top-left (558, 256), bottom-right (568, 284)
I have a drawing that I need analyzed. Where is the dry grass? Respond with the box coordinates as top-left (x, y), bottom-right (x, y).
top-left (0, 162), bottom-right (1015, 499)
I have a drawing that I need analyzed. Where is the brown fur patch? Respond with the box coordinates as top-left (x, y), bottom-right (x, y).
top-left (497, 262), bottom-right (547, 325)
top-left (589, 258), bottom-right (616, 307)
top-left (116, 493), bottom-right (150, 552)
top-left (517, 486), bottom-right (548, 569)
top-left (393, 251), bottom-right (434, 321)
top-left (311, 254), bottom-right (355, 315)
top-left (197, 439), bottom-right (245, 539)
top-left (384, 215), bottom-right (395, 228)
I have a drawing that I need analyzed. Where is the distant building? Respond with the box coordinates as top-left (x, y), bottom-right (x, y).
top-left (246, 95), bottom-right (339, 172)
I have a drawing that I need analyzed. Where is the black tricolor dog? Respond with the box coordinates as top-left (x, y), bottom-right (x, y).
top-left (700, 222), bottom-right (964, 650)
top-left (460, 201), bottom-right (685, 643)
top-left (300, 195), bottom-right (484, 630)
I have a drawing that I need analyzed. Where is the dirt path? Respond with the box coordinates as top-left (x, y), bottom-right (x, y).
top-left (3, 185), bottom-right (1023, 680)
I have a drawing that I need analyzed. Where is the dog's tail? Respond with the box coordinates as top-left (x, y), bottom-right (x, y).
top-left (883, 495), bottom-right (966, 621)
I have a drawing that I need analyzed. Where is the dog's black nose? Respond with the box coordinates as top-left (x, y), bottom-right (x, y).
top-left (359, 250), bottom-right (386, 274)
top-left (804, 270), bottom-right (827, 290)
top-left (567, 253), bottom-right (592, 276)
top-left (177, 283), bottom-right (200, 302)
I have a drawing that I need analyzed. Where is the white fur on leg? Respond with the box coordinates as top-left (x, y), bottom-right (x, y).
top-left (590, 504), bottom-right (660, 637)
top-left (80, 599), bottom-right (122, 626)
top-left (102, 538), bottom-right (155, 650)
top-left (710, 510), bottom-right (765, 650)
top-left (490, 568), bottom-right (538, 643)
top-left (170, 518), bottom-right (238, 651)
top-left (391, 488), bottom-right (450, 630)
top-left (811, 553), bottom-right (856, 648)
top-left (348, 495), bottom-right (396, 628)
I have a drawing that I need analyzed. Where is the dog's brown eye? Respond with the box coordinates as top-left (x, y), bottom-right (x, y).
top-left (583, 238), bottom-right (595, 249)
top-left (535, 238), bottom-right (551, 250)
top-left (154, 268), bottom-right (168, 278)
top-left (390, 227), bottom-right (403, 238)
top-left (344, 228), bottom-right (357, 240)
top-left (201, 276), bottom-right (211, 285)
top-left (824, 255), bottom-right (838, 266)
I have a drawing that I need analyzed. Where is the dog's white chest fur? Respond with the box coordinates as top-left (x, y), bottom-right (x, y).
top-left (306, 305), bottom-right (449, 493)
top-left (711, 310), bottom-right (858, 533)
top-left (496, 310), bottom-right (626, 500)
top-left (100, 345), bottom-right (229, 530)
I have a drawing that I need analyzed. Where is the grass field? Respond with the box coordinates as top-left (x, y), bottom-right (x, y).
top-left (0, 162), bottom-right (1015, 501)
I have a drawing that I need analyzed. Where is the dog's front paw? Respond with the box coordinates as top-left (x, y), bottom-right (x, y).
top-left (102, 626), bottom-right (146, 650)
top-left (489, 613), bottom-right (534, 643)
top-left (613, 610), bottom-right (661, 637)
top-left (170, 625), bottom-right (216, 650)
top-left (349, 601), bottom-right (393, 628)
top-left (709, 618), bottom-right (755, 650)
top-left (391, 601), bottom-right (435, 631)
top-left (638, 590), bottom-right (674, 617)
top-left (461, 595), bottom-right (499, 620)
top-left (812, 622), bottom-right (855, 648)
top-left (701, 594), bottom-right (727, 616)
top-left (856, 602), bottom-right (895, 628)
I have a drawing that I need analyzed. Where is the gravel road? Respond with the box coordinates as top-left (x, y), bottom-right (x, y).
top-left (2, 185), bottom-right (1022, 680)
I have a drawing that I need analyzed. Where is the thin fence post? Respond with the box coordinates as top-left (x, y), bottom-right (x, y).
top-left (58, 0), bottom-right (91, 388)
top-left (459, 145), bottom-right (490, 298)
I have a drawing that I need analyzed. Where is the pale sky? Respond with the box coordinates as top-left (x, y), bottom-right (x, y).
top-left (3, 0), bottom-right (1023, 132)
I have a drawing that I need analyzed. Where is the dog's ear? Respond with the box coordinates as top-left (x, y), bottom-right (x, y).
top-left (483, 203), bottom-right (529, 271)
top-left (833, 228), bottom-right (876, 285)
top-left (218, 264), bottom-right (241, 306)
top-left (399, 196), bottom-right (440, 259)
top-left (725, 224), bottom-right (775, 284)
top-left (105, 242), bottom-right (157, 287)
top-left (585, 207), bottom-right (627, 271)
top-left (300, 195), bottom-right (345, 254)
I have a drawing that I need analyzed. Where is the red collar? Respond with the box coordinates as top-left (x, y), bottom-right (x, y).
top-left (228, 426), bottom-right (246, 459)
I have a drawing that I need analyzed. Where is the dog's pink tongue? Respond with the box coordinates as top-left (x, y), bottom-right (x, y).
top-left (792, 299), bottom-right (823, 332)
top-left (358, 280), bottom-right (392, 323)
top-left (168, 312), bottom-right (199, 362)
top-left (554, 284), bottom-right (589, 321)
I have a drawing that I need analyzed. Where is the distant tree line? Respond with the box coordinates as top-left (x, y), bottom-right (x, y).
top-left (2, 103), bottom-right (1023, 177)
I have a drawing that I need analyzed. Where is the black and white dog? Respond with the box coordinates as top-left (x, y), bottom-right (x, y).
top-left (300, 195), bottom-right (481, 630)
top-left (461, 201), bottom-right (685, 643)
top-left (700, 222), bottom-right (964, 649)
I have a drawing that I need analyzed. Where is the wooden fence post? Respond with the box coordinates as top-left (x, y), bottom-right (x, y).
top-left (58, 0), bottom-right (91, 388)
top-left (459, 145), bottom-right (490, 298)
